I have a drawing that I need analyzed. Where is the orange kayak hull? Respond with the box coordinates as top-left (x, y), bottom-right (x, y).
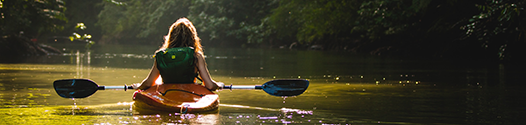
top-left (133, 84), bottom-right (219, 113)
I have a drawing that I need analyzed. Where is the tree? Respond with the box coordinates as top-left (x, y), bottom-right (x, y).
top-left (0, 0), bottom-right (66, 58)
top-left (267, 0), bottom-right (483, 57)
top-left (97, 0), bottom-right (191, 44)
top-left (268, 0), bottom-right (361, 49)
top-left (60, 0), bottom-right (103, 41)
top-left (464, 0), bottom-right (526, 62)
top-left (188, 0), bottom-right (278, 47)
top-left (353, 0), bottom-right (481, 56)
top-left (0, 0), bottom-right (67, 37)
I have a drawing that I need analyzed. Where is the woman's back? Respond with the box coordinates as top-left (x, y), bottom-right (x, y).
top-left (155, 47), bottom-right (197, 83)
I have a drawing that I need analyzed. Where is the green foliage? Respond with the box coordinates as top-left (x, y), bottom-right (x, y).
top-left (89, 0), bottom-right (524, 61)
top-left (463, 0), bottom-right (526, 61)
top-left (69, 23), bottom-right (95, 49)
top-left (96, 0), bottom-right (277, 46)
top-left (268, 0), bottom-right (426, 49)
top-left (0, 0), bottom-right (67, 37)
top-left (269, 0), bottom-right (359, 44)
top-left (188, 0), bottom-right (278, 46)
top-left (59, 0), bottom-right (103, 41)
top-left (267, 0), bottom-right (437, 46)
top-left (104, 0), bottom-right (126, 6)
top-left (97, 0), bottom-right (191, 44)
top-left (354, 0), bottom-right (420, 40)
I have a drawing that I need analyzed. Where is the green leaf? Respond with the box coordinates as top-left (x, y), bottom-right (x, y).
top-left (76, 23), bottom-right (86, 30)
top-left (83, 34), bottom-right (92, 39)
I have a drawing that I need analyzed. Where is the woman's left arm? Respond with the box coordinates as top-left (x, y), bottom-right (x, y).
top-left (196, 53), bottom-right (224, 91)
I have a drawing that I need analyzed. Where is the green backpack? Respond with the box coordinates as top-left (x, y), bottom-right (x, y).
top-left (155, 47), bottom-right (197, 83)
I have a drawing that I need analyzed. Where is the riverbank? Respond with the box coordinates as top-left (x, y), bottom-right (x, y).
top-left (0, 35), bottom-right (63, 59)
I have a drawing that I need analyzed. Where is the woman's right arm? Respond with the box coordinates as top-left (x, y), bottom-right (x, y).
top-left (137, 60), bottom-right (160, 90)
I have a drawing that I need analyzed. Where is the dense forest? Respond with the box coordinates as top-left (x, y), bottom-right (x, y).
top-left (1, 0), bottom-right (525, 62)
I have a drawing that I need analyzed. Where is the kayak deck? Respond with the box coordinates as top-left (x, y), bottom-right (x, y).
top-left (133, 84), bottom-right (219, 113)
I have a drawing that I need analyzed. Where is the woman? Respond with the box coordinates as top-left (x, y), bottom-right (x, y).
top-left (134, 17), bottom-right (223, 91)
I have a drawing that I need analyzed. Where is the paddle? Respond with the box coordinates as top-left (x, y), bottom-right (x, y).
top-left (223, 79), bottom-right (309, 97)
top-left (53, 79), bottom-right (133, 98)
top-left (53, 79), bottom-right (309, 98)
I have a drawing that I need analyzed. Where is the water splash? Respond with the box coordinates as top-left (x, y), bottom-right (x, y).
top-left (71, 98), bottom-right (77, 115)
top-left (280, 108), bottom-right (313, 115)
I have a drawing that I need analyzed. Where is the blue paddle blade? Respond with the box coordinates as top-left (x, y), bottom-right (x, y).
top-left (262, 79), bottom-right (309, 96)
top-left (53, 79), bottom-right (99, 98)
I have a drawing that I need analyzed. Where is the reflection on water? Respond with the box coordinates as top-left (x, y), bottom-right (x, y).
top-left (1, 45), bottom-right (526, 124)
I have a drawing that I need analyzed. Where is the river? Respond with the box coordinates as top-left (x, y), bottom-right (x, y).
top-left (0, 43), bottom-right (525, 124)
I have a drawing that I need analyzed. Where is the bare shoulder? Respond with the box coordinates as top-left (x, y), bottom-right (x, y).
top-left (195, 52), bottom-right (205, 59)
top-left (195, 52), bottom-right (206, 65)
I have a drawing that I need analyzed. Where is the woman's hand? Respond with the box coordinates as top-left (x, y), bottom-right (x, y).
top-left (215, 82), bottom-right (225, 90)
top-left (131, 83), bottom-right (141, 90)
top-left (205, 81), bottom-right (224, 91)
top-left (132, 83), bottom-right (151, 90)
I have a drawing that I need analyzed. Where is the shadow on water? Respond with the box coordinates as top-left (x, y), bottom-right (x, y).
top-left (1, 44), bottom-right (526, 124)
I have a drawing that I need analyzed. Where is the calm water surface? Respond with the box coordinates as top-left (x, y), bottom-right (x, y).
top-left (1, 44), bottom-right (525, 124)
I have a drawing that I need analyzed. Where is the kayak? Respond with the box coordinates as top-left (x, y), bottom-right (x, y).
top-left (132, 83), bottom-right (219, 113)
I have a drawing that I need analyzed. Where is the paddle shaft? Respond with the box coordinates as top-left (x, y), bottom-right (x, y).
top-left (223, 85), bottom-right (263, 90)
top-left (98, 85), bottom-right (134, 91)
top-left (100, 85), bottom-right (262, 90)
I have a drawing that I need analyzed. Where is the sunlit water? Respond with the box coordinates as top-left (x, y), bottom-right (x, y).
top-left (1, 44), bottom-right (525, 124)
